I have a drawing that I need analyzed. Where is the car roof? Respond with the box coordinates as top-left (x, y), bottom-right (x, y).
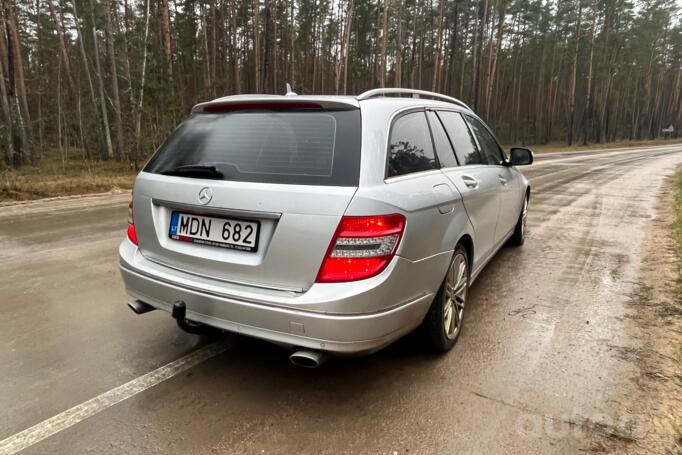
top-left (359, 96), bottom-right (467, 112)
top-left (192, 89), bottom-right (472, 115)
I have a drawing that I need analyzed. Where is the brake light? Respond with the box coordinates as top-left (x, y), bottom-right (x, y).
top-left (127, 194), bottom-right (138, 245)
top-left (316, 214), bottom-right (406, 283)
top-left (203, 101), bottom-right (322, 113)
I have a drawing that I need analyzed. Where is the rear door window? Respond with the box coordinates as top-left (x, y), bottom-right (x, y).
top-left (465, 115), bottom-right (506, 166)
top-left (144, 109), bottom-right (361, 186)
top-left (437, 111), bottom-right (483, 165)
top-left (387, 111), bottom-right (439, 178)
top-left (426, 111), bottom-right (458, 168)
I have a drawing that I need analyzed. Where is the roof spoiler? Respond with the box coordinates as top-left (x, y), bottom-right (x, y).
top-left (192, 95), bottom-right (359, 113)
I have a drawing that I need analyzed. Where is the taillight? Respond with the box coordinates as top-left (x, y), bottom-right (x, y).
top-left (315, 214), bottom-right (406, 283)
top-left (127, 194), bottom-right (138, 245)
top-left (203, 101), bottom-right (322, 112)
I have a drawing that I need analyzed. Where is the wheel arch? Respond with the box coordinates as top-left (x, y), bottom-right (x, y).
top-left (457, 234), bottom-right (474, 270)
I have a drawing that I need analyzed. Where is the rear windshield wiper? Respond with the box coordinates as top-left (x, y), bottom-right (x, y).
top-left (161, 164), bottom-right (224, 180)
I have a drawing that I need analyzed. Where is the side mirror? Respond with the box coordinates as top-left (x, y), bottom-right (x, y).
top-left (509, 147), bottom-right (533, 166)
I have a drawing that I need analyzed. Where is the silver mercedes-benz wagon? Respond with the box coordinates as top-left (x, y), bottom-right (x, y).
top-left (119, 88), bottom-right (532, 367)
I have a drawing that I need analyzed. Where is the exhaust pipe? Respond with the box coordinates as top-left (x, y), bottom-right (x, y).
top-left (289, 349), bottom-right (329, 368)
top-left (128, 300), bottom-right (156, 315)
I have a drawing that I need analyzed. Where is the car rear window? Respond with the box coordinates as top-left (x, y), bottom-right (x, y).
top-left (144, 109), bottom-right (361, 186)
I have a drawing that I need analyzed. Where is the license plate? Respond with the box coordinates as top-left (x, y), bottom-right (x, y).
top-left (169, 211), bottom-right (260, 252)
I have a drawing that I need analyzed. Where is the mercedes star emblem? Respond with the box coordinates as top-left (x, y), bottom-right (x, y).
top-left (197, 187), bottom-right (213, 205)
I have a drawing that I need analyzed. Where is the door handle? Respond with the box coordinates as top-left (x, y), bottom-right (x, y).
top-left (461, 175), bottom-right (479, 189)
top-left (498, 175), bottom-right (508, 185)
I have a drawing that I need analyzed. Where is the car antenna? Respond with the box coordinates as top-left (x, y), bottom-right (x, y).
top-left (285, 83), bottom-right (297, 96)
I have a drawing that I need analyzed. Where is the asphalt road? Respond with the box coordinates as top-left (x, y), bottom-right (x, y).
top-left (1, 144), bottom-right (681, 454)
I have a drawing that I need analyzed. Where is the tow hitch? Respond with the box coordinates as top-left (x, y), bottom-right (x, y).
top-left (172, 301), bottom-right (214, 335)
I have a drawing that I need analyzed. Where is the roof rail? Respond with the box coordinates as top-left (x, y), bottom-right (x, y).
top-left (356, 88), bottom-right (471, 111)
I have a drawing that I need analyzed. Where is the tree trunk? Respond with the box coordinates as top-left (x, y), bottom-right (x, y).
top-left (134, 0), bottom-right (151, 169)
top-left (201, 3), bottom-right (211, 95)
top-left (253, 0), bottom-right (260, 92)
top-left (289, 0), bottom-right (294, 87)
top-left (103, 0), bottom-right (125, 160)
top-left (630, 75), bottom-right (640, 140)
top-left (47, 0), bottom-right (88, 158)
top-left (312, 0), bottom-right (321, 92)
top-left (159, 0), bottom-right (173, 78)
top-left (477, 0), bottom-right (489, 109)
top-left (47, 0), bottom-right (75, 91)
top-left (35, 0), bottom-right (44, 156)
top-left (445, 0), bottom-right (458, 94)
top-left (643, 46), bottom-right (658, 139)
top-left (431, 0), bottom-right (445, 92)
top-left (5, 0), bottom-right (32, 163)
top-left (582, 9), bottom-right (596, 145)
top-left (262, 0), bottom-right (272, 92)
top-left (335, 0), bottom-right (353, 95)
top-left (470, 1), bottom-right (480, 106)
top-left (342, 0), bottom-right (353, 94)
top-left (484, 4), bottom-right (504, 119)
top-left (567, 3), bottom-right (582, 146)
top-left (231, 0), bottom-right (240, 93)
top-left (2, 12), bottom-right (25, 166)
top-left (89, 0), bottom-right (114, 160)
top-left (379, 0), bottom-right (388, 87)
top-left (394, 0), bottom-right (403, 87)
top-left (0, 17), bottom-right (15, 165)
top-left (211, 0), bottom-right (216, 95)
top-left (72, 0), bottom-right (104, 158)
top-left (118, 0), bottom-right (136, 152)
top-left (544, 0), bottom-right (561, 143)
top-left (409, 0), bottom-right (419, 88)
top-left (458, 6), bottom-right (470, 99)
top-left (270, 0), bottom-right (274, 93)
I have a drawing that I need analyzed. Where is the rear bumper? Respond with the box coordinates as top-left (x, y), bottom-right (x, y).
top-left (119, 240), bottom-right (447, 354)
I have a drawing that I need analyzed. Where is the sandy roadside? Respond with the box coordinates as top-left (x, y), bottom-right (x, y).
top-left (0, 189), bottom-right (131, 219)
top-left (598, 169), bottom-right (682, 454)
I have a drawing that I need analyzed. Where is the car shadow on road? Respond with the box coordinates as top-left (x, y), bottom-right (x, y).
top-left (180, 245), bottom-right (520, 391)
top-left (120, 250), bottom-right (527, 453)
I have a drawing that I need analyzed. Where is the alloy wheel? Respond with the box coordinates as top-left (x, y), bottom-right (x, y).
top-left (443, 252), bottom-right (468, 339)
top-left (521, 197), bottom-right (528, 237)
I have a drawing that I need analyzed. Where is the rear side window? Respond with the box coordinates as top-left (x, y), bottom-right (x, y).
top-left (387, 112), bottom-right (438, 178)
top-left (426, 111), bottom-right (458, 168)
top-left (465, 115), bottom-right (505, 166)
top-left (144, 109), bottom-right (361, 186)
top-left (437, 111), bottom-right (482, 165)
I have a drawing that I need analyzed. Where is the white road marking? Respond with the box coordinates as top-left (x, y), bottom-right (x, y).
top-left (0, 341), bottom-right (229, 455)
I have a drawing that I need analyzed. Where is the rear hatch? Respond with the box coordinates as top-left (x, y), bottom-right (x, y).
top-left (133, 100), bottom-right (361, 292)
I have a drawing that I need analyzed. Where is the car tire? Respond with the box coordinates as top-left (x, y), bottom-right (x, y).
top-left (508, 194), bottom-right (528, 247)
top-left (421, 243), bottom-right (469, 353)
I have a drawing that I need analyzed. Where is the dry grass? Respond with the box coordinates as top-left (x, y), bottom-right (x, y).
top-left (671, 418), bottom-right (682, 455)
top-left (672, 170), bottom-right (682, 455)
top-left (675, 171), bottom-right (682, 253)
top-left (0, 149), bottom-right (136, 202)
top-left (527, 138), bottom-right (682, 154)
top-left (2, 138), bottom-right (682, 202)
top-left (674, 171), bottom-right (682, 312)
